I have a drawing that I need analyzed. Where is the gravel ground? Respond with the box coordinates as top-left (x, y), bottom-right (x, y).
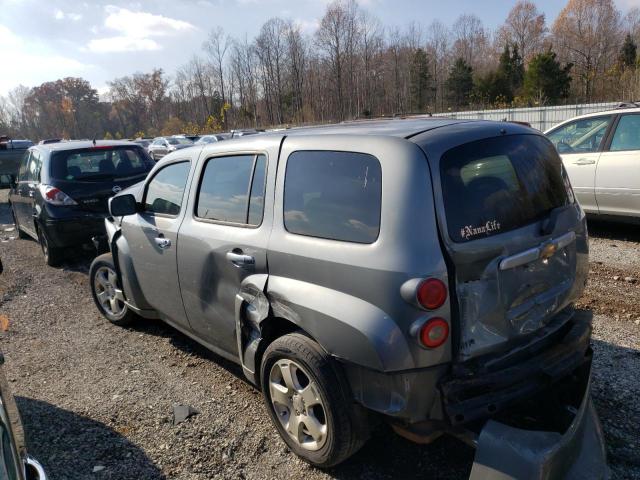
top-left (0, 190), bottom-right (638, 479)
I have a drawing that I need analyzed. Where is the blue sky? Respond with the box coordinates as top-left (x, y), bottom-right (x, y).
top-left (0, 0), bottom-right (638, 96)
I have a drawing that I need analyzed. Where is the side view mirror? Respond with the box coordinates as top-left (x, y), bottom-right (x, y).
top-left (109, 194), bottom-right (138, 217)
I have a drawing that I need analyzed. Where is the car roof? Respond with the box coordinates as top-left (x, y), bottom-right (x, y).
top-left (274, 117), bottom-right (472, 138)
top-left (32, 140), bottom-right (138, 153)
top-left (545, 106), bottom-right (640, 133)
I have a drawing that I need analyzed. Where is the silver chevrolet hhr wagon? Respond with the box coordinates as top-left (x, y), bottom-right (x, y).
top-left (90, 119), bottom-right (607, 477)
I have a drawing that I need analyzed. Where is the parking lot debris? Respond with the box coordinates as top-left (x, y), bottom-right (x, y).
top-left (173, 404), bottom-right (200, 425)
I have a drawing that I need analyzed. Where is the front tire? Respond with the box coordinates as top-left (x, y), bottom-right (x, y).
top-left (260, 333), bottom-right (367, 468)
top-left (90, 253), bottom-right (136, 326)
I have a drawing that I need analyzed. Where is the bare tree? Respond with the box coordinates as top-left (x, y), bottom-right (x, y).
top-left (316, 0), bottom-right (359, 120)
top-left (203, 27), bottom-right (231, 125)
top-left (498, 1), bottom-right (547, 62)
top-left (553, 0), bottom-right (622, 101)
top-left (286, 21), bottom-right (307, 122)
top-left (358, 9), bottom-right (384, 116)
top-left (255, 18), bottom-right (289, 125)
top-left (452, 14), bottom-right (486, 67)
top-left (426, 20), bottom-right (451, 111)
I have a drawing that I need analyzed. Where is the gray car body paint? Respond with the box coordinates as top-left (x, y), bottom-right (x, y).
top-left (103, 119), bottom-right (606, 476)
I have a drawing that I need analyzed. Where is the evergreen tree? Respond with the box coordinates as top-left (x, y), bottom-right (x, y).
top-left (524, 49), bottom-right (572, 105)
top-left (474, 71), bottom-right (511, 106)
top-left (446, 58), bottom-right (474, 108)
top-left (619, 34), bottom-right (637, 69)
top-left (409, 48), bottom-right (434, 112)
top-left (501, 44), bottom-right (524, 92)
top-left (474, 43), bottom-right (526, 107)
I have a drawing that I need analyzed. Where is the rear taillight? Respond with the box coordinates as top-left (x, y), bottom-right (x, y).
top-left (39, 185), bottom-right (77, 206)
top-left (417, 278), bottom-right (447, 310)
top-left (419, 318), bottom-right (449, 348)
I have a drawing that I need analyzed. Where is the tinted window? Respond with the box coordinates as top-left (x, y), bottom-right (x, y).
top-left (196, 154), bottom-right (266, 225)
top-left (284, 151), bottom-right (382, 243)
top-left (144, 162), bottom-right (190, 215)
top-left (50, 147), bottom-right (151, 181)
top-left (610, 115), bottom-right (640, 151)
top-left (441, 135), bottom-right (569, 242)
top-left (547, 116), bottom-right (612, 154)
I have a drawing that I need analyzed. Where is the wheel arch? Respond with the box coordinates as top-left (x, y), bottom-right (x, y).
top-left (236, 275), bottom-right (415, 386)
top-left (109, 227), bottom-right (156, 316)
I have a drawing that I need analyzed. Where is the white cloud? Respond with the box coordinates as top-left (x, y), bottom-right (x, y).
top-left (87, 36), bottom-right (160, 53)
top-left (87, 6), bottom-right (195, 53)
top-left (54, 9), bottom-right (83, 21)
top-left (0, 25), bottom-right (92, 94)
top-left (103, 6), bottom-right (194, 38)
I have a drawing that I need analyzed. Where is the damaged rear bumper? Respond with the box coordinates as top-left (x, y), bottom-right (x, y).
top-left (446, 309), bottom-right (608, 478)
top-left (470, 376), bottom-right (608, 479)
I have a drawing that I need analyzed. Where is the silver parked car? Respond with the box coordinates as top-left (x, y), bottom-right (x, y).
top-left (90, 119), bottom-right (606, 476)
top-left (147, 136), bottom-right (193, 161)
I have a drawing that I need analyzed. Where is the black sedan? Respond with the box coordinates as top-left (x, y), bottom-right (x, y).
top-left (8, 141), bottom-right (154, 266)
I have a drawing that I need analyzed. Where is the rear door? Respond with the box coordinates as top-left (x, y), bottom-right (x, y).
top-left (13, 150), bottom-right (40, 235)
top-left (595, 113), bottom-right (640, 217)
top-left (546, 115), bottom-right (614, 213)
top-left (120, 160), bottom-right (193, 328)
top-left (177, 137), bottom-right (279, 355)
top-left (10, 150), bottom-right (32, 231)
top-left (419, 132), bottom-right (588, 362)
top-left (23, 149), bottom-right (42, 224)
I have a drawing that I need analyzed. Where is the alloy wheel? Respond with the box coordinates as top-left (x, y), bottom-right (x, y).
top-left (269, 359), bottom-right (328, 451)
top-left (93, 266), bottom-right (126, 319)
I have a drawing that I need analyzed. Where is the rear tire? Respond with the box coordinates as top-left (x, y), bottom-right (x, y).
top-left (260, 332), bottom-right (368, 468)
top-left (90, 253), bottom-right (136, 326)
top-left (37, 227), bottom-right (63, 266)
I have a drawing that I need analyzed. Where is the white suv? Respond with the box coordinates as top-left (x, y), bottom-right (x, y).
top-left (546, 105), bottom-right (640, 221)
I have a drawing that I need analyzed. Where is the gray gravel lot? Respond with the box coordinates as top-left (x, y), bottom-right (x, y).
top-left (0, 190), bottom-right (638, 479)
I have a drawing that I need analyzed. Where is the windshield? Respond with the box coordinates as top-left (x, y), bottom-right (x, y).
top-left (50, 147), bottom-right (152, 181)
top-left (440, 134), bottom-right (570, 242)
top-left (168, 138), bottom-right (192, 145)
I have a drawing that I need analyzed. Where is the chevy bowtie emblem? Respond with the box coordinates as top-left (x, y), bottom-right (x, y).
top-left (540, 243), bottom-right (557, 260)
top-left (112, 185), bottom-right (122, 193)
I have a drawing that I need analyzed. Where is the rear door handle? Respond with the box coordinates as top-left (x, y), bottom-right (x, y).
top-left (573, 158), bottom-right (596, 165)
top-left (226, 251), bottom-right (255, 267)
top-left (154, 237), bottom-right (171, 249)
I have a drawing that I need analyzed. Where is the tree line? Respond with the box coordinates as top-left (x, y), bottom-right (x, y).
top-left (2, 0), bottom-right (640, 140)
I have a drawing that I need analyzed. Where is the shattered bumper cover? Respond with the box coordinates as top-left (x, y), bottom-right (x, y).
top-left (470, 377), bottom-right (608, 480)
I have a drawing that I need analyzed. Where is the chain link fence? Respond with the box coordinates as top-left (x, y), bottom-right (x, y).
top-left (434, 102), bottom-right (621, 131)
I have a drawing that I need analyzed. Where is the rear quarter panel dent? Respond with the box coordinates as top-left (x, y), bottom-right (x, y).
top-left (266, 275), bottom-right (414, 371)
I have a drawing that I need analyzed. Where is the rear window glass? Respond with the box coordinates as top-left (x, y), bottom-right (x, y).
top-left (440, 135), bottom-right (569, 242)
top-left (50, 147), bottom-right (151, 181)
top-left (284, 151), bottom-right (382, 244)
